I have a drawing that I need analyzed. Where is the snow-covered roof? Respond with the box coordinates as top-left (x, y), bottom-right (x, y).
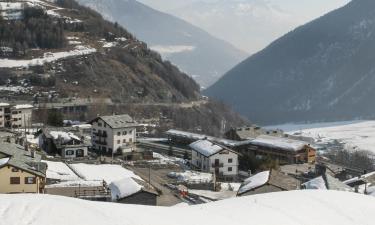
top-left (69, 163), bottom-right (142, 184)
top-left (302, 176), bottom-right (327, 190)
top-left (189, 140), bottom-right (225, 157)
top-left (42, 160), bottom-right (80, 181)
top-left (0, 103), bottom-right (10, 107)
top-left (238, 171), bottom-right (270, 194)
top-left (2, 191), bottom-right (374, 225)
top-left (49, 131), bottom-right (81, 143)
top-left (13, 104), bottom-right (33, 109)
top-left (250, 135), bottom-right (309, 152)
top-left (344, 171), bottom-right (375, 185)
top-left (109, 177), bottom-right (142, 201)
top-left (0, 157), bottom-right (10, 167)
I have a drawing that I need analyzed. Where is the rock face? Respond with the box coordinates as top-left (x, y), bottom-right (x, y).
top-left (76, 0), bottom-right (247, 88)
top-left (205, 0), bottom-right (375, 125)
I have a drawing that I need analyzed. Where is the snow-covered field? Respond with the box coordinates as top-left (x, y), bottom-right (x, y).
top-left (268, 120), bottom-right (375, 154)
top-left (168, 171), bottom-right (213, 183)
top-left (1, 191), bottom-right (375, 225)
top-left (69, 163), bottom-right (141, 183)
top-left (0, 45), bottom-right (96, 68)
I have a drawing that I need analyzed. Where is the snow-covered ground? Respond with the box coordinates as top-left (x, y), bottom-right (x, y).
top-left (1, 191), bottom-right (375, 225)
top-left (0, 45), bottom-right (96, 68)
top-left (42, 161), bottom-right (80, 181)
top-left (168, 171), bottom-right (213, 183)
top-left (69, 163), bottom-right (141, 183)
top-left (268, 120), bottom-right (375, 154)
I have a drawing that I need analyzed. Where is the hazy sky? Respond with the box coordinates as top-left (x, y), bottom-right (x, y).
top-left (138, 0), bottom-right (351, 53)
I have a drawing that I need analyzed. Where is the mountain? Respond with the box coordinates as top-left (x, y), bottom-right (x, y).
top-left (139, 0), bottom-right (350, 54)
top-left (75, 0), bottom-right (247, 88)
top-left (0, 0), bottom-right (248, 135)
top-left (205, 0), bottom-right (375, 125)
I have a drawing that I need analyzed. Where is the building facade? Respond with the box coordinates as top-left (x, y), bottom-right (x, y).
top-left (37, 128), bottom-right (89, 159)
top-left (90, 114), bottom-right (137, 154)
top-left (190, 140), bottom-right (239, 179)
top-left (0, 103), bottom-right (33, 129)
top-left (0, 143), bottom-right (46, 194)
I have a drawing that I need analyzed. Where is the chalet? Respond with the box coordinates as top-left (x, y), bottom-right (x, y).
top-left (189, 140), bottom-right (239, 180)
top-left (109, 177), bottom-right (158, 206)
top-left (225, 126), bottom-right (283, 141)
top-left (89, 114), bottom-right (138, 155)
top-left (245, 135), bottom-right (316, 164)
top-left (37, 128), bottom-right (89, 158)
top-left (0, 143), bottom-right (46, 193)
top-left (237, 169), bottom-right (299, 196)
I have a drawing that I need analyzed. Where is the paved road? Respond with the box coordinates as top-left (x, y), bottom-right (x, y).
top-left (130, 167), bottom-right (183, 206)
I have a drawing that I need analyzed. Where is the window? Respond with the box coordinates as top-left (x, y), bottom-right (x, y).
top-left (117, 132), bottom-right (121, 136)
top-left (228, 167), bottom-right (233, 172)
top-left (25, 177), bottom-right (36, 184)
top-left (104, 123), bottom-right (106, 128)
top-left (98, 122), bottom-right (102, 127)
top-left (11, 168), bottom-right (19, 172)
top-left (117, 140), bottom-right (120, 144)
top-left (129, 130), bottom-right (133, 134)
top-left (129, 138), bottom-right (133, 143)
top-left (10, 177), bottom-right (20, 184)
top-left (123, 139), bottom-right (126, 143)
top-left (122, 131), bottom-right (127, 135)
top-left (228, 158), bottom-right (233, 163)
top-left (66, 150), bottom-right (74, 156)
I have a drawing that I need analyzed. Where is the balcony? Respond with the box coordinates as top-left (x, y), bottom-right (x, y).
top-left (93, 132), bottom-right (107, 138)
top-left (211, 163), bottom-right (224, 168)
top-left (95, 140), bottom-right (107, 145)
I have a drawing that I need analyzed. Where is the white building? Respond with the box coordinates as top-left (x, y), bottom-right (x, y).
top-left (0, 103), bottom-right (10, 128)
top-left (189, 140), bottom-right (239, 179)
top-left (11, 104), bottom-right (33, 128)
top-left (90, 114), bottom-right (137, 155)
top-left (0, 103), bottom-right (33, 128)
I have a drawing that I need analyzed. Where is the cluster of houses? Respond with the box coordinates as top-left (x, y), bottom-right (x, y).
top-left (0, 105), bottom-right (373, 205)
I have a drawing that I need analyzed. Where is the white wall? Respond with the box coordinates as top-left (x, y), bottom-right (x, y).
top-left (209, 151), bottom-right (238, 176)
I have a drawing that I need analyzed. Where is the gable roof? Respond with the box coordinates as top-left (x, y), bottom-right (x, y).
top-left (189, 140), bottom-right (224, 157)
top-left (0, 143), bottom-right (46, 177)
top-left (302, 173), bottom-right (352, 192)
top-left (90, 114), bottom-right (137, 129)
top-left (249, 135), bottom-right (309, 152)
top-left (237, 170), bottom-right (299, 195)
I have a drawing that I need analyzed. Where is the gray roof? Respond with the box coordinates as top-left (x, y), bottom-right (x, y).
top-left (0, 143), bottom-right (46, 177)
top-left (93, 114), bottom-right (137, 129)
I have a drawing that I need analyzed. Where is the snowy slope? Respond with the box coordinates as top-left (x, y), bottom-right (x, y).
top-left (1, 191), bottom-right (375, 225)
top-left (268, 120), bottom-right (375, 154)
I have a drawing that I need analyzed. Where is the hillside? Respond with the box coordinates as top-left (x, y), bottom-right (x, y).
top-left (206, 0), bottom-right (375, 125)
top-left (1, 191), bottom-right (375, 225)
top-left (0, 0), bottom-right (200, 103)
top-left (0, 0), bottom-right (247, 133)
top-left (75, 0), bottom-right (247, 88)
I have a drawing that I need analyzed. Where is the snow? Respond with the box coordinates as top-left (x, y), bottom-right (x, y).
top-left (47, 180), bottom-right (103, 188)
top-left (150, 45), bottom-right (195, 56)
top-left (0, 86), bottom-right (32, 93)
top-left (268, 120), bottom-right (375, 154)
top-left (168, 171), bottom-right (213, 183)
top-left (150, 152), bottom-right (184, 165)
top-left (0, 157), bottom-right (9, 167)
top-left (219, 182), bottom-right (241, 192)
top-left (344, 171), bottom-right (375, 185)
top-left (188, 189), bottom-right (236, 200)
top-left (49, 131), bottom-right (80, 142)
top-left (0, 102), bottom-right (10, 107)
top-left (42, 160), bottom-right (80, 181)
top-left (102, 42), bottom-right (118, 48)
top-left (0, 45), bottom-right (96, 68)
top-left (189, 140), bottom-right (223, 157)
top-left (13, 104), bottom-right (33, 109)
top-left (69, 163), bottom-right (141, 183)
top-left (250, 135), bottom-right (308, 152)
top-left (109, 177), bottom-right (142, 201)
top-left (238, 170), bottom-right (270, 194)
top-left (1, 191), bottom-right (375, 225)
top-left (302, 176), bottom-right (327, 190)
